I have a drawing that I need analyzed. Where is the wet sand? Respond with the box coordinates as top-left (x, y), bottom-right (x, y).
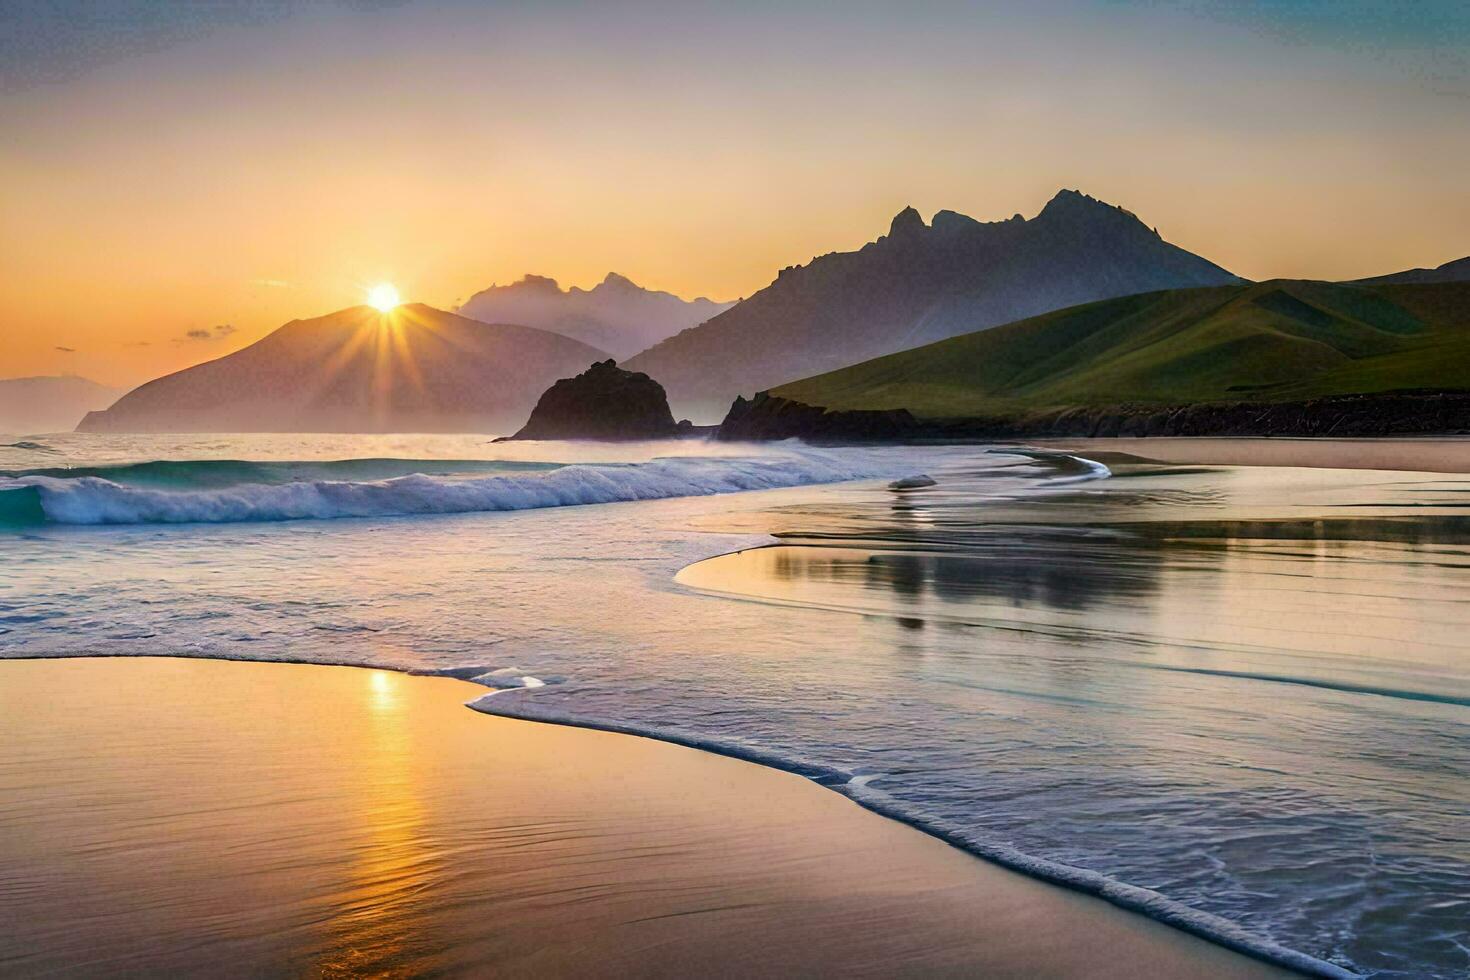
top-left (0, 657), bottom-right (1288, 978)
top-left (1041, 435), bottom-right (1470, 472)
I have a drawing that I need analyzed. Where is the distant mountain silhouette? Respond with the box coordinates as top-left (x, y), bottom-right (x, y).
top-left (457, 272), bottom-right (733, 360)
top-left (624, 189), bottom-right (1241, 420)
top-left (1353, 255), bottom-right (1470, 285)
top-left (0, 376), bottom-right (121, 434)
top-left (77, 304), bottom-right (609, 434)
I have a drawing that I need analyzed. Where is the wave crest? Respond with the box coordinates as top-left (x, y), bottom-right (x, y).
top-left (2, 451), bottom-right (896, 526)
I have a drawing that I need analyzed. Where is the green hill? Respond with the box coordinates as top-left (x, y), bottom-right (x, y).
top-left (771, 280), bottom-right (1470, 420)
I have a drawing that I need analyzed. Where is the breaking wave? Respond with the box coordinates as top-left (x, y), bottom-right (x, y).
top-left (0, 456), bottom-right (559, 489)
top-left (0, 450), bottom-right (906, 526)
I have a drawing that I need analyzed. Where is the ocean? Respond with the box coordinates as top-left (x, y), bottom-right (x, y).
top-left (2, 433), bottom-right (1466, 977)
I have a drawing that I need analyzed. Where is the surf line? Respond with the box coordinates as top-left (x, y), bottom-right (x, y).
top-left (468, 683), bottom-right (1353, 980)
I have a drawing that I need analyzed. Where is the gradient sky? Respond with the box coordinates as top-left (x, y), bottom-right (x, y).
top-left (3, 0), bottom-right (1467, 387)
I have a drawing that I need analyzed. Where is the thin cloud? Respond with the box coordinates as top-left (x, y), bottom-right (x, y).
top-left (248, 278), bottom-right (291, 288)
top-left (54, 345), bottom-right (76, 353)
top-left (178, 324), bottom-right (236, 343)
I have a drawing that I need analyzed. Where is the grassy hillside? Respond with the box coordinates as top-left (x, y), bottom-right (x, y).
top-left (771, 280), bottom-right (1470, 419)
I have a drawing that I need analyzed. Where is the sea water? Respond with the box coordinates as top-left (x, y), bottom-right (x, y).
top-left (1, 433), bottom-right (1466, 977)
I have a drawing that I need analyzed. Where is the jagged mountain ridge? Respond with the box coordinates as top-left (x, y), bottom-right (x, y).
top-left (624, 189), bottom-right (1242, 420)
top-left (456, 272), bottom-right (733, 359)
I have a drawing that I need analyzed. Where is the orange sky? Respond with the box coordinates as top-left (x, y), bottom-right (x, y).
top-left (3, 2), bottom-right (1467, 388)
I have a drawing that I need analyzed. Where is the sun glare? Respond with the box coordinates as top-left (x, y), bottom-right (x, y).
top-left (367, 283), bottom-right (400, 312)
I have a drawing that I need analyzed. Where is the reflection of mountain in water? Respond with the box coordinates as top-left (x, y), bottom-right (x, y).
top-left (756, 510), bottom-right (1470, 623)
top-left (685, 458), bottom-right (1470, 658)
top-left (758, 530), bottom-right (1162, 615)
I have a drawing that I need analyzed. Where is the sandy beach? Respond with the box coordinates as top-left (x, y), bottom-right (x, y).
top-left (0, 656), bottom-right (1288, 978)
top-left (1040, 436), bottom-right (1470, 473)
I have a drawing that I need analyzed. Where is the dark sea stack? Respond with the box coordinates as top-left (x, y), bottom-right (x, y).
top-left (716, 393), bottom-right (921, 442)
top-left (509, 360), bottom-right (681, 440)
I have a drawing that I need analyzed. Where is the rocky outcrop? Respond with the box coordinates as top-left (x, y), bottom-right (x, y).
top-left (996, 391), bottom-right (1470, 438)
top-left (716, 392), bottom-right (922, 442)
top-left (508, 360), bottom-right (682, 440)
top-left (716, 390), bottom-right (1470, 442)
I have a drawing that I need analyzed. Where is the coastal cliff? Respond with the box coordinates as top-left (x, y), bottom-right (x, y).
top-left (716, 393), bottom-right (921, 441)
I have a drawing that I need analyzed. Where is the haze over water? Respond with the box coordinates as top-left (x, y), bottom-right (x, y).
top-left (1, 434), bottom-right (1467, 976)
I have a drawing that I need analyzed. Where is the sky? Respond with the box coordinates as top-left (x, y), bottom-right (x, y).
top-left (2, 0), bottom-right (1467, 387)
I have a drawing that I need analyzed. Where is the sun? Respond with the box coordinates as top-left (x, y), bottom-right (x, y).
top-left (366, 283), bottom-right (400, 312)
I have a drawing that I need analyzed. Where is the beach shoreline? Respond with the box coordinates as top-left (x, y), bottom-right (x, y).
top-left (1036, 435), bottom-right (1470, 473)
top-left (6, 436), bottom-right (1464, 975)
top-left (0, 656), bottom-right (1298, 978)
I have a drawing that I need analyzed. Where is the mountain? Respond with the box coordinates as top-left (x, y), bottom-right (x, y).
top-left (456, 272), bottom-right (733, 359)
top-left (1353, 255), bottom-right (1470, 285)
top-left (624, 189), bottom-right (1242, 420)
top-left (77, 304), bottom-right (609, 434)
top-left (0, 376), bottom-right (122, 434)
top-left (768, 279), bottom-right (1470, 420)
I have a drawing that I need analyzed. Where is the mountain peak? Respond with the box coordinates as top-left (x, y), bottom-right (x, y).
top-left (598, 272), bottom-right (639, 290)
top-left (456, 269), bottom-right (736, 360)
top-left (76, 304), bottom-right (610, 434)
top-left (624, 189), bottom-right (1239, 420)
top-left (515, 274), bottom-right (562, 291)
top-left (1041, 188), bottom-right (1103, 211)
top-left (1034, 188), bottom-right (1152, 235)
top-left (889, 206), bottom-right (926, 238)
top-left (1037, 188), bottom-right (1135, 221)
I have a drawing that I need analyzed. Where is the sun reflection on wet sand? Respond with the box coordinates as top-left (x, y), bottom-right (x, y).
top-left (0, 657), bottom-right (1283, 978)
top-left (312, 669), bottom-right (438, 977)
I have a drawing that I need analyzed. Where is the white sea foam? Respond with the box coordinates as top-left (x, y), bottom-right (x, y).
top-left (2, 449), bottom-right (901, 525)
top-left (468, 686), bottom-right (1356, 979)
top-left (1052, 454), bottom-right (1113, 484)
top-left (468, 667), bottom-right (554, 689)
